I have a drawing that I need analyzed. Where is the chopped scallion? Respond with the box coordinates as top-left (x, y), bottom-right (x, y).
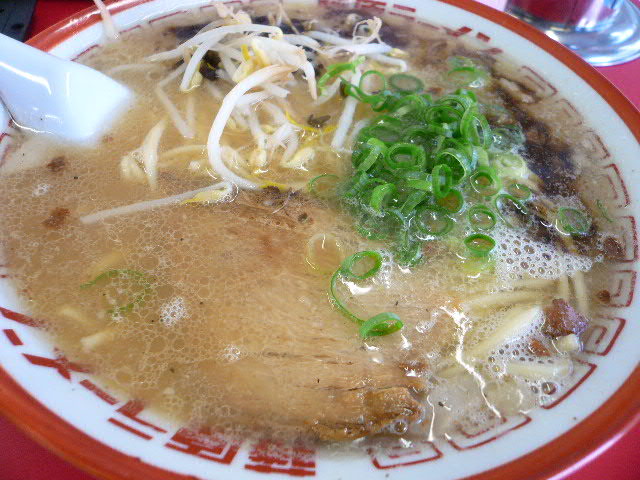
top-left (385, 143), bottom-right (426, 170)
top-left (317, 56), bottom-right (365, 95)
top-left (464, 233), bottom-right (496, 256)
top-left (470, 166), bottom-right (501, 197)
top-left (596, 199), bottom-right (614, 223)
top-left (494, 193), bottom-right (529, 228)
top-left (414, 205), bottom-right (453, 238)
top-left (329, 251), bottom-right (403, 338)
top-left (370, 183), bottom-right (397, 212)
top-left (556, 207), bottom-right (591, 235)
top-left (80, 269), bottom-right (152, 317)
top-left (308, 173), bottom-right (339, 198)
top-left (436, 189), bottom-right (464, 213)
top-left (506, 182), bottom-right (532, 200)
top-left (359, 312), bottom-right (403, 337)
top-left (467, 205), bottom-right (497, 231)
top-left (389, 73), bottom-right (424, 93)
top-left (431, 164), bottom-right (453, 198)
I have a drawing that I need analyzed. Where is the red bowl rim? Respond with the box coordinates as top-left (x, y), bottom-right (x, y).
top-left (1, 1), bottom-right (639, 479)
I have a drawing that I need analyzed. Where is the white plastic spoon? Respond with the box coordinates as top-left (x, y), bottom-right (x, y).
top-left (0, 33), bottom-right (131, 143)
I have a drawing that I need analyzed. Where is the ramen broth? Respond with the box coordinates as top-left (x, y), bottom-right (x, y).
top-left (0, 3), bottom-right (622, 444)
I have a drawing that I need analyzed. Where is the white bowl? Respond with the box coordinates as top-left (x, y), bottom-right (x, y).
top-left (1, 1), bottom-right (639, 479)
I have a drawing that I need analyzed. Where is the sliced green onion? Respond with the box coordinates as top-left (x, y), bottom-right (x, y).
top-left (384, 143), bottom-right (426, 170)
top-left (393, 230), bottom-right (423, 267)
top-left (467, 205), bottom-right (497, 231)
top-left (401, 190), bottom-right (428, 215)
top-left (470, 166), bottom-right (501, 196)
top-left (391, 95), bottom-right (430, 121)
top-left (333, 78), bottom-right (516, 263)
top-left (434, 148), bottom-right (471, 185)
top-left (437, 92), bottom-right (474, 111)
top-left (406, 178), bottom-right (433, 191)
top-left (369, 114), bottom-right (405, 129)
top-left (414, 205), bottom-right (453, 238)
top-left (506, 182), bottom-right (532, 200)
top-left (80, 269), bottom-right (151, 316)
top-left (354, 216), bottom-right (386, 240)
top-left (424, 104), bottom-right (464, 124)
top-left (317, 56), bottom-right (365, 94)
top-left (370, 183), bottom-right (397, 212)
top-left (361, 124), bottom-right (403, 145)
top-left (431, 134), bottom-right (447, 156)
top-left (80, 269), bottom-right (148, 289)
top-left (447, 57), bottom-right (487, 87)
top-left (462, 255), bottom-right (494, 276)
top-left (447, 66), bottom-right (486, 87)
top-left (394, 93), bottom-right (430, 110)
top-left (436, 189), bottom-right (464, 213)
top-left (342, 79), bottom-right (398, 110)
top-left (384, 208), bottom-right (409, 227)
top-left (329, 251), bottom-right (383, 322)
top-left (308, 174), bottom-right (339, 198)
top-left (472, 146), bottom-right (489, 167)
top-left (329, 252), bottom-right (403, 337)
top-left (330, 270), bottom-right (359, 323)
top-left (394, 240), bottom-right (423, 266)
top-left (359, 70), bottom-right (387, 94)
top-left (343, 171), bottom-right (370, 198)
top-left (492, 152), bottom-right (527, 178)
top-left (356, 138), bottom-right (387, 172)
top-left (596, 199), bottom-right (614, 223)
top-left (340, 251), bottom-right (383, 280)
top-left (460, 108), bottom-right (492, 148)
top-left (370, 91), bottom-right (402, 112)
top-left (464, 233), bottom-right (496, 256)
top-left (359, 312), bottom-right (403, 338)
top-left (389, 73), bottom-right (424, 93)
top-left (495, 193), bottom-right (529, 228)
top-left (492, 125), bottom-right (525, 150)
top-left (402, 125), bottom-right (435, 147)
top-left (455, 88), bottom-right (478, 103)
top-left (448, 56), bottom-right (477, 69)
top-left (431, 164), bottom-right (453, 198)
top-left (556, 207), bottom-right (591, 235)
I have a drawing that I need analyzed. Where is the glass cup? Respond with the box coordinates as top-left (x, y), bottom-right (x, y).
top-left (506, 0), bottom-right (640, 66)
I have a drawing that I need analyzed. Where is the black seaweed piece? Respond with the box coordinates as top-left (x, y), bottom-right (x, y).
top-left (313, 62), bottom-right (325, 79)
top-left (171, 23), bottom-right (207, 42)
top-left (492, 82), bottom-right (576, 197)
top-left (378, 22), bottom-right (410, 48)
top-left (252, 15), bottom-right (306, 34)
top-left (339, 82), bottom-right (348, 98)
top-left (302, 45), bottom-right (318, 65)
top-left (282, 18), bottom-right (307, 34)
top-left (253, 15), bottom-right (270, 25)
top-left (307, 114), bottom-right (331, 128)
top-left (525, 201), bottom-right (566, 249)
top-left (200, 50), bottom-right (221, 81)
top-left (491, 78), bottom-right (606, 257)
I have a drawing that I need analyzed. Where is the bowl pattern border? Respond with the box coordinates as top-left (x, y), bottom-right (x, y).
top-left (0, 1), bottom-right (639, 480)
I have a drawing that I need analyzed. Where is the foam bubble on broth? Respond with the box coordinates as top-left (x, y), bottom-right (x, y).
top-left (492, 224), bottom-right (593, 282)
top-left (160, 296), bottom-right (187, 326)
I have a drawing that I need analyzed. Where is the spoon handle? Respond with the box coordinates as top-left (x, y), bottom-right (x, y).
top-left (0, 33), bottom-right (131, 143)
top-left (0, 0), bottom-right (37, 41)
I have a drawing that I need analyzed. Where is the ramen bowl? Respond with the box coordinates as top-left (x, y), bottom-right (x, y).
top-left (0, 1), bottom-right (639, 479)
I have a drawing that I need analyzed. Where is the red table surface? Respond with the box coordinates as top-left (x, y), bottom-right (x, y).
top-left (1, 1), bottom-right (639, 479)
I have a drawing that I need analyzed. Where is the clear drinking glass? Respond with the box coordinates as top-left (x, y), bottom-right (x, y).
top-left (505, 0), bottom-right (640, 66)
